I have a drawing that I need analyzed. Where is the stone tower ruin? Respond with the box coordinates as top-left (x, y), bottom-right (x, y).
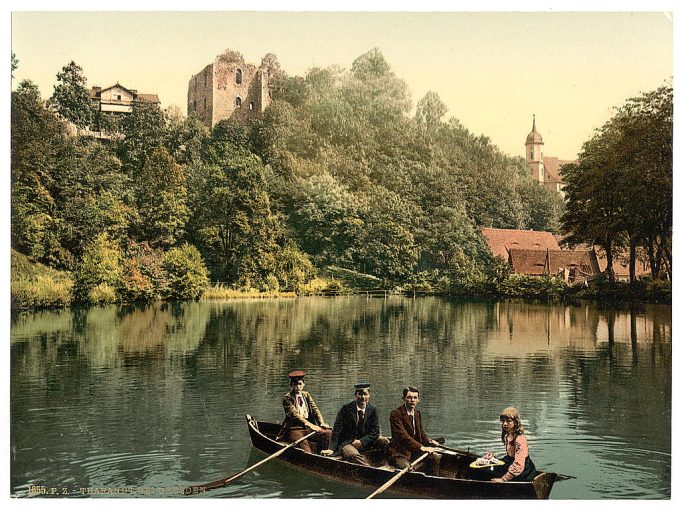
top-left (187, 50), bottom-right (275, 127)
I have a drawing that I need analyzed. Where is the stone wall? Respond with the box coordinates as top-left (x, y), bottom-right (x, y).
top-left (187, 51), bottom-right (273, 127)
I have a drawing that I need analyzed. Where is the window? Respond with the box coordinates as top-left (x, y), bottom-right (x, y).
top-left (204, 97), bottom-right (207, 110)
top-left (117, 95), bottom-right (121, 101)
top-left (530, 150), bottom-right (534, 160)
top-left (249, 101), bottom-right (255, 111)
top-left (193, 100), bottom-right (197, 111)
top-left (235, 97), bottom-right (242, 108)
top-left (236, 68), bottom-right (242, 84)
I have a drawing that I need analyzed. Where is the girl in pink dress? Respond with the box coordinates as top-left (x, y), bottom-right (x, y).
top-left (490, 406), bottom-right (537, 482)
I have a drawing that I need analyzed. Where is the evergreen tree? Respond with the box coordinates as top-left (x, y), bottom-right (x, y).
top-left (50, 61), bottom-right (93, 128)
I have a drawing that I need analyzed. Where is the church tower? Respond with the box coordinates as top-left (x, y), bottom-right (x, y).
top-left (525, 115), bottom-right (545, 183)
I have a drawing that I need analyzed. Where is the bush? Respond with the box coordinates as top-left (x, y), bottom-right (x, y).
top-left (87, 283), bottom-right (117, 304)
top-left (121, 242), bottom-right (168, 302)
top-left (162, 243), bottom-right (210, 300)
top-left (72, 233), bottom-right (123, 303)
top-left (495, 274), bottom-right (567, 299)
top-left (264, 274), bottom-right (280, 292)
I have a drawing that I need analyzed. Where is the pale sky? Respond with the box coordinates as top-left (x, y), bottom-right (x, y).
top-left (10, 8), bottom-right (673, 160)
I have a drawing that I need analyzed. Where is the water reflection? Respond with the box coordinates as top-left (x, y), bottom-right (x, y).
top-left (10, 297), bottom-right (671, 499)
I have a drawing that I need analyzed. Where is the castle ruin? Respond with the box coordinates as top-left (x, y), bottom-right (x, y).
top-left (187, 50), bottom-right (276, 127)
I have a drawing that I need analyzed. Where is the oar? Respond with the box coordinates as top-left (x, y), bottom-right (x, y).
top-left (185, 429), bottom-right (318, 495)
top-left (366, 451), bottom-right (430, 499)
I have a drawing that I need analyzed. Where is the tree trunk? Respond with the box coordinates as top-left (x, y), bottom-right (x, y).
top-left (605, 244), bottom-right (615, 282)
top-left (628, 238), bottom-right (636, 283)
top-left (646, 237), bottom-right (658, 279)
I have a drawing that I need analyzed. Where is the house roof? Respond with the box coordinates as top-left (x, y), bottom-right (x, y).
top-left (542, 156), bottom-right (576, 185)
top-left (507, 249), bottom-right (549, 275)
top-left (594, 247), bottom-right (652, 277)
top-left (481, 228), bottom-right (560, 262)
top-left (136, 93), bottom-right (160, 104)
top-left (508, 248), bottom-right (600, 278)
top-left (558, 237), bottom-right (651, 277)
top-left (88, 84), bottom-right (160, 104)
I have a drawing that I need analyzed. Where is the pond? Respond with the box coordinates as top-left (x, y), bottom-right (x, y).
top-left (9, 296), bottom-right (671, 499)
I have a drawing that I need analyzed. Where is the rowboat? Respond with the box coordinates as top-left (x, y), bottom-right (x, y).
top-left (245, 414), bottom-right (560, 499)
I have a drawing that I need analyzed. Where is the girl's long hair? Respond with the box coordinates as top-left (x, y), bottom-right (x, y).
top-left (500, 406), bottom-right (524, 442)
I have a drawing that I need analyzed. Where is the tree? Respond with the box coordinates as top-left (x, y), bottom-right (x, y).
top-left (561, 154), bottom-right (625, 282)
top-left (561, 83), bottom-right (672, 281)
top-left (165, 114), bottom-right (210, 166)
top-left (187, 143), bottom-right (284, 287)
top-left (133, 146), bottom-right (189, 248)
top-left (11, 80), bottom-right (66, 263)
top-left (517, 179), bottom-right (564, 232)
top-left (118, 101), bottom-right (168, 172)
top-left (289, 173), bottom-right (364, 265)
top-left (354, 186), bottom-right (420, 281)
top-left (162, 243), bottom-right (210, 300)
top-left (612, 85), bottom-right (672, 280)
top-left (73, 233), bottom-right (123, 303)
top-left (50, 61), bottom-right (93, 129)
top-left (51, 139), bottom-right (133, 261)
top-left (415, 91), bottom-right (448, 133)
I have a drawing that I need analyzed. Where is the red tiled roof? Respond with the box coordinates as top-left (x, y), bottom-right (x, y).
top-left (507, 249), bottom-right (549, 275)
top-left (481, 228), bottom-right (560, 262)
top-left (508, 248), bottom-right (600, 282)
top-left (542, 156), bottom-right (576, 185)
top-left (594, 247), bottom-right (652, 277)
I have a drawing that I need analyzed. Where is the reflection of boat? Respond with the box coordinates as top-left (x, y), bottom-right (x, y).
top-left (246, 415), bottom-right (559, 499)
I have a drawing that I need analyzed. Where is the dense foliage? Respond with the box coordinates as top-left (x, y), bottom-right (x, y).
top-left (11, 50), bottom-right (581, 305)
top-left (561, 84), bottom-right (672, 282)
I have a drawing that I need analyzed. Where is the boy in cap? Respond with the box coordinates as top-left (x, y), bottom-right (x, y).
top-left (281, 370), bottom-right (331, 453)
top-left (321, 383), bottom-right (388, 465)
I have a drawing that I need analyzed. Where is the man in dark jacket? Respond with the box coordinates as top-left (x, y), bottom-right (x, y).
top-left (280, 370), bottom-right (331, 453)
top-left (321, 383), bottom-right (388, 465)
top-left (387, 386), bottom-right (441, 476)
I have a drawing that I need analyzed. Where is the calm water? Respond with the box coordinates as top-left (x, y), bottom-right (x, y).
top-left (10, 296), bottom-right (671, 499)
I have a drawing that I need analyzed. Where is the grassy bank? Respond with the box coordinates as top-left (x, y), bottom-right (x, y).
top-left (11, 250), bottom-right (74, 310)
top-left (202, 284), bottom-right (296, 300)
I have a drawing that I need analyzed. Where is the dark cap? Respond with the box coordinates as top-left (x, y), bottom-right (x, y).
top-left (354, 382), bottom-right (371, 391)
top-left (288, 370), bottom-right (306, 382)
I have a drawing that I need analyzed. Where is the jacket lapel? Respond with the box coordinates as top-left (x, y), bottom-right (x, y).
top-left (400, 405), bottom-right (414, 434)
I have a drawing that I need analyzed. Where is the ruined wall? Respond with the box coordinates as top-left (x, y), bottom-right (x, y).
top-left (187, 64), bottom-right (215, 126)
top-left (187, 51), bottom-right (272, 127)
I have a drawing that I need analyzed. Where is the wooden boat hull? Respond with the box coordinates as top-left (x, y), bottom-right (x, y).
top-left (245, 415), bottom-right (557, 499)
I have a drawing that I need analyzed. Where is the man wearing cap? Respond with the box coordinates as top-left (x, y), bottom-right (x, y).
top-left (320, 383), bottom-right (389, 466)
top-left (387, 386), bottom-right (441, 476)
top-left (281, 370), bottom-right (331, 454)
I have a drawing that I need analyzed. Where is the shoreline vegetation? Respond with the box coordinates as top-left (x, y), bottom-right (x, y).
top-left (11, 50), bottom-right (671, 314)
top-left (11, 250), bottom-right (670, 312)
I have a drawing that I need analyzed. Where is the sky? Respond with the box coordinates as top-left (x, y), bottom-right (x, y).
top-left (9, 5), bottom-right (674, 161)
